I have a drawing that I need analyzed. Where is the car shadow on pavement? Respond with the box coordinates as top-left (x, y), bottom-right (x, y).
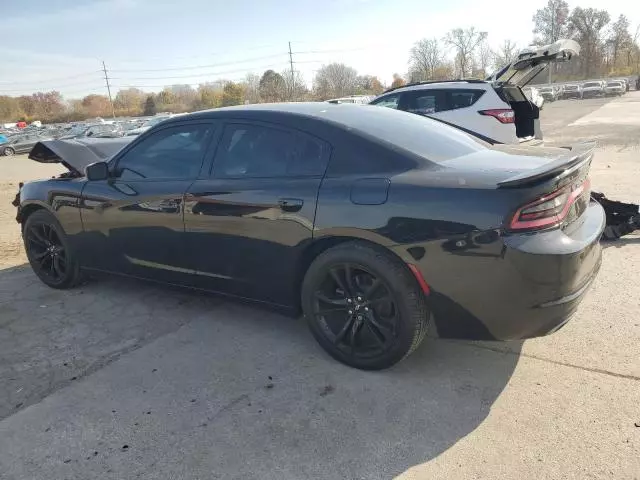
top-left (601, 236), bottom-right (640, 248)
top-left (0, 264), bottom-right (523, 480)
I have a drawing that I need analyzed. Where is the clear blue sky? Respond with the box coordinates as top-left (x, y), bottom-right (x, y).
top-left (1, 0), bottom-right (637, 98)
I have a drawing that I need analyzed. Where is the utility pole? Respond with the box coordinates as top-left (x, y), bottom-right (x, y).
top-left (288, 41), bottom-right (295, 101)
top-left (102, 60), bottom-right (116, 119)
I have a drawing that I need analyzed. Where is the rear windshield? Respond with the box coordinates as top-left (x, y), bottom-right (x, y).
top-left (322, 104), bottom-right (488, 163)
top-left (607, 81), bottom-right (621, 86)
top-left (583, 82), bottom-right (600, 87)
top-left (565, 85), bottom-right (578, 90)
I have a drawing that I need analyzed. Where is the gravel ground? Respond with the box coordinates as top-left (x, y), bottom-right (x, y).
top-left (0, 97), bottom-right (638, 479)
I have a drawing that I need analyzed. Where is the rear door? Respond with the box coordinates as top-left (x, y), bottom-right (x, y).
top-left (183, 120), bottom-right (330, 305)
top-left (78, 121), bottom-right (216, 282)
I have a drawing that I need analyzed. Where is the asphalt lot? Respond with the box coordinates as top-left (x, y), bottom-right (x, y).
top-left (0, 96), bottom-right (638, 479)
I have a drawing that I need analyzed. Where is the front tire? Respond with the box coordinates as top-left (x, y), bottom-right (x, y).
top-left (3, 147), bottom-right (15, 156)
top-left (23, 210), bottom-right (83, 289)
top-left (301, 242), bottom-right (429, 370)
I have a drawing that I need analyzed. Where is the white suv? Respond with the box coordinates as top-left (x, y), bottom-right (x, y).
top-left (369, 39), bottom-right (579, 145)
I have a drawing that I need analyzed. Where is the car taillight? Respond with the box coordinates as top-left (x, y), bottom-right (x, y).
top-left (478, 109), bottom-right (515, 124)
top-left (509, 177), bottom-right (591, 231)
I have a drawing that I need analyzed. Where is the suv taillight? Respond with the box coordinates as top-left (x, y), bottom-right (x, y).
top-left (509, 178), bottom-right (591, 231)
top-left (478, 109), bottom-right (515, 124)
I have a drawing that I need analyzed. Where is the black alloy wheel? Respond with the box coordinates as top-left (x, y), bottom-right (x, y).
top-left (23, 210), bottom-right (83, 289)
top-left (302, 242), bottom-right (429, 370)
top-left (313, 263), bottom-right (399, 360)
top-left (26, 222), bottom-right (67, 284)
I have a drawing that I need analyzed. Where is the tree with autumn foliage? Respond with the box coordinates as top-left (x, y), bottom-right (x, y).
top-left (390, 74), bottom-right (406, 89)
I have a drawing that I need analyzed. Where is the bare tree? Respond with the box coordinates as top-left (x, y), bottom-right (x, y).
top-left (444, 27), bottom-right (488, 78)
top-left (476, 40), bottom-right (493, 78)
top-left (532, 0), bottom-right (570, 44)
top-left (313, 63), bottom-right (358, 99)
top-left (569, 7), bottom-right (611, 77)
top-left (409, 38), bottom-right (446, 81)
top-left (243, 73), bottom-right (261, 104)
top-left (281, 70), bottom-right (308, 101)
top-left (606, 14), bottom-right (632, 70)
top-left (492, 40), bottom-right (519, 70)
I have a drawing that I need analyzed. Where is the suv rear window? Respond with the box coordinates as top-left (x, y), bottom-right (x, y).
top-left (401, 88), bottom-right (485, 115)
top-left (583, 82), bottom-right (600, 88)
top-left (447, 90), bottom-right (485, 110)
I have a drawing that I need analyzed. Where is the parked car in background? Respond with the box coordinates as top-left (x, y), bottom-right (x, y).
top-left (581, 81), bottom-right (605, 98)
top-left (560, 83), bottom-right (582, 99)
top-left (59, 123), bottom-right (123, 140)
top-left (16, 102), bottom-right (604, 370)
top-left (370, 39), bottom-right (580, 144)
top-left (125, 115), bottom-right (172, 136)
top-left (326, 95), bottom-right (374, 104)
top-left (537, 85), bottom-right (561, 102)
top-left (522, 86), bottom-right (545, 109)
top-left (1, 133), bottom-right (52, 156)
top-left (604, 80), bottom-right (625, 96)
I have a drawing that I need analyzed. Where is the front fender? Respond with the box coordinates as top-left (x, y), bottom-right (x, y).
top-left (17, 179), bottom-right (85, 237)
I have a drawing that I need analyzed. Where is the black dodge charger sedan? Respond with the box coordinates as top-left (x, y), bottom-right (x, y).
top-left (16, 103), bottom-right (604, 370)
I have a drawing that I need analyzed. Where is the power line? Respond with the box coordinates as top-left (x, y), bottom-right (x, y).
top-left (108, 53), bottom-right (288, 73)
top-left (0, 71), bottom-right (102, 87)
top-left (109, 63), bottom-right (290, 82)
top-left (0, 82), bottom-right (105, 94)
top-left (293, 44), bottom-right (391, 55)
top-left (109, 43), bottom-right (286, 64)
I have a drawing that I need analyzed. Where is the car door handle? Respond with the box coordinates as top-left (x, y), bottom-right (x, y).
top-left (278, 198), bottom-right (303, 212)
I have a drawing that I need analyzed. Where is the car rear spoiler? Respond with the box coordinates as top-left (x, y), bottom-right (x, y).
top-left (29, 138), bottom-right (131, 175)
top-left (497, 141), bottom-right (596, 189)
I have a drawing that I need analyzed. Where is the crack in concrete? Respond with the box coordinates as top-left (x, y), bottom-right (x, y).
top-left (452, 340), bottom-right (640, 382)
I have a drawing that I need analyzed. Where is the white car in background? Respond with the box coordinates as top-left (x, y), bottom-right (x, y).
top-left (126, 115), bottom-right (172, 136)
top-left (604, 80), bottom-right (625, 96)
top-left (326, 95), bottom-right (374, 104)
top-left (522, 86), bottom-right (545, 109)
top-left (369, 39), bottom-right (580, 144)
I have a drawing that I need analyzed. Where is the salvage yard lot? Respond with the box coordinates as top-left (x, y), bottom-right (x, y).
top-left (0, 97), bottom-right (638, 479)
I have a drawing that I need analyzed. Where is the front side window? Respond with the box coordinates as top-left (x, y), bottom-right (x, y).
top-left (370, 94), bottom-right (400, 109)
top-left (115, 123), bottom-right (212, 180)
top-left (213, 123), bottom-right (328, 178)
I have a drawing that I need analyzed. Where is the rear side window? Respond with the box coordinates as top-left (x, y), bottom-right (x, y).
top-left (213, 123), bottom-right (328, 178)
top-left (446, 89), bottom-right (485, 110)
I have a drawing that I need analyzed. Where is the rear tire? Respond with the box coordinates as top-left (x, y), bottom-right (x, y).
top-left (301, 242), bottom-right (429, 370)
top-left (3, 147), bottom-right (15, 156)
top-left (23, 210), bottom-right (84, 289)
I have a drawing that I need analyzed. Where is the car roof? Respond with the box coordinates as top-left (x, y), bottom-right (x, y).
top-left (161, 102), bottom-right (490, 160)
top-left (166, 101), bottom-right (489, 132)
top-left (379, 79), bottom-right (488, 95)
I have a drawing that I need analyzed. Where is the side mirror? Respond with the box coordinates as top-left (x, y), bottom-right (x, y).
top-left (85, 161), bottom-right (110, 181)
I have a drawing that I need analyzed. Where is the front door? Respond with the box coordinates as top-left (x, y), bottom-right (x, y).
top-left (78, 121), bottom-right (216, 282)
top-left (184, 121), bottom-right (330, 305)
top-left (17, 135), bottom-right (41, 154)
